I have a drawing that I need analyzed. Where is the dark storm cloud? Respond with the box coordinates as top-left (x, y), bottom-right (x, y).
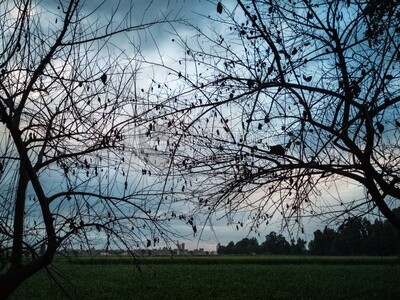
top-left (33, 0), bottom-right (217, 55)
top-left (24, 0), bottom-right (314, 249)
top-left (34, 0), bottom-right (215, 23)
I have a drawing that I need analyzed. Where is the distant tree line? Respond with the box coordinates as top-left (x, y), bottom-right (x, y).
top-left (217, 234), bottom-right (307, 256)
top-left (217, 209), bottom-right (400, 256)
top-left (309, 209), bottom-right (400, 256)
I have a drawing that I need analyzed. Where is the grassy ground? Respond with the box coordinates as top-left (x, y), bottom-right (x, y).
top-left (66, 254), bottom-right (400, 265)
top-left (11, 256), bottom-right (400, 299)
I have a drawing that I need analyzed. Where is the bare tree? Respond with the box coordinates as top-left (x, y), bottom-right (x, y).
top-left (0, 0), bottom-right (176, 297)
top-left (147, 0), bottom-right (400, 236)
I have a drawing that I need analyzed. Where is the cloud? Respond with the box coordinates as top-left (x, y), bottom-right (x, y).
top-left (11, 0), bottom-right (376, 251)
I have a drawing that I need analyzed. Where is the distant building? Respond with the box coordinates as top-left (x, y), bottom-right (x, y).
top-left (193, 248), bottom-right (205, 255)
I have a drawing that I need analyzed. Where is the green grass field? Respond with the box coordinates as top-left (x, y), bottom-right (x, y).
top-left (11, 256), bottom-right (400, 299)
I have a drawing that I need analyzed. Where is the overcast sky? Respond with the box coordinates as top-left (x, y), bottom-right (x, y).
top-left (21, 0), bottom-right (371, 251)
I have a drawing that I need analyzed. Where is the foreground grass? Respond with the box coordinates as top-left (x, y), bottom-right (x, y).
top-left (64, 254), bottom-right (400, 265)
top-left (11, 256), bottom-right (400, 299)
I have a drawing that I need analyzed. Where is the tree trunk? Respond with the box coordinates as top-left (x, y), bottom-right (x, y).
top-left (10, 164), bottom-right (29, 268)
top-left (0, 271), bottom-right (26, 299)
top-left (366, 173), bottom-right (400, 232)
top-left (0, 163), bottom-right (56, 298)
top-left (0, 252), bottom-right (54, 299)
